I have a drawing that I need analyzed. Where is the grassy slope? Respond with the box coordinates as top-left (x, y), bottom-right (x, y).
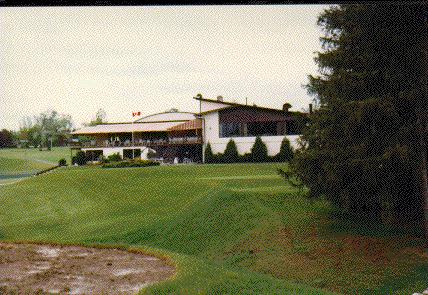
top-left (0, 147), bottom-right (70, 184)
top-left (0, 156), bottom-right (52, 173)
top-left (0, 147), bottom-right (71, 166)
top-left (0, 163), bottom-right (426, 294)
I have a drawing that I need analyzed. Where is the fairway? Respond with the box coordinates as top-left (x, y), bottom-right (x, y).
top-left (0, 147), bottom-right (71, 184)
top-left (0, 163), bottom-right (426, 294)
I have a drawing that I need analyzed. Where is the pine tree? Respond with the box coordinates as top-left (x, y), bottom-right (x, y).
top-left (275, 137), bottom-right (294, 162)
top-left (222, 139), bottom-right (239, 163)
top-left (292, 4), bottom-right (428, 234)
top-left (251, 136), bottom-right (269, 163)
top-left (204, 142), bottom-right (215, 163)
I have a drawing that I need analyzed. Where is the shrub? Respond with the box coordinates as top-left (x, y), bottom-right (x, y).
top-left (251, 136), bottom-right (268, 162)
top-left (107, 153), bottom-right (122, 162)
top-left (101, 159), bottom-right (160, 169)
top-left (98, 155), bottom-right (109, 163)
top-left (222, 139), bottom-right (239, 163)
top-left (204, 143), bottom-right (215, 163)
top-left (72, 151), bottom-right (87, 166)
top-left (147, 149), bottom-right (157, 159)
top-left (240, 152), bottom-right (252, 163)
top-left (58, 158), bottom-right (67, 166)
top-left (274, 137), bottom-right (294, 162)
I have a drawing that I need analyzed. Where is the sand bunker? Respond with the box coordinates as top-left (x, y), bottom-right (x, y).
top-left (0, 242), bottom-right (175, 294)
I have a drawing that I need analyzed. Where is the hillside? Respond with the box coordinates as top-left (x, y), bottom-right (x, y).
top-left (0, 163), bottom-right (426, 294)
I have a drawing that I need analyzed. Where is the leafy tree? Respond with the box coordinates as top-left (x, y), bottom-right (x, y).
top-left (18, 111), bottom-right (74, 148)
top-left (222, 139), bottom-right (239, 163)
top-left (85, 108), bottom-right (107, 126)
top-left (275, 137), bottom-right (294, 162)
top-left (0, 129), bottom-right (16, 148)
top-left (292, 4), bottom-right (428, 233)
top-left (251, 136), bottom-right (268, 163)
top-left (204, 142), bottom-right (215, 163)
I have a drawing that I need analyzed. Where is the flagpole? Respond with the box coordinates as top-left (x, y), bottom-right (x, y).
top-left (132, 115), bottom-right (135, 160)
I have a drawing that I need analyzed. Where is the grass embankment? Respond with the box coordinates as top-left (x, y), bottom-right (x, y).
top-left (0, 147), bottom-right (70, 168)
top-left (0, 147), bottom-right (70, 184)
top-left (0, 163), bottom-right (426, 294)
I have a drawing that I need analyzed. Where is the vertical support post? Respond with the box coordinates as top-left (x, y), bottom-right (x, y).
top-left (132, 120), bottom-right (135, 159)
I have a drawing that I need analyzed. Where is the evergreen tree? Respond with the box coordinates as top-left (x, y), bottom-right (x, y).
top-left (275, 137), bottom-right (294, 162)
top-left (222, 139), bottom-right (239, 163)
top-left (204, 142), bottom-right (215, 163)
top-left (251, 136), bottom-right (269, 163)
top-left (292, 4), bottom-right (428, 234)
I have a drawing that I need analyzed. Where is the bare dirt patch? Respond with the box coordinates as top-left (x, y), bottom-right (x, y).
top-left (0, 242), bottom-right (175, 294)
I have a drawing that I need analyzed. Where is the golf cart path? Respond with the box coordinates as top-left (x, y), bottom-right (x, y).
top-left (0, 242), bottom-right (175, 294)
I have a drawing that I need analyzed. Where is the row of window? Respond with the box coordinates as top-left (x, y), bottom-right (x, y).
top-left (219, 121), bottom-right (302, 138)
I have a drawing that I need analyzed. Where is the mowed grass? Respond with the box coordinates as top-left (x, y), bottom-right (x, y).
top-left (0, 156), bottom-right (52, 173)
top-left (0, 147), bottom-right (71, 168)
top-left (0, 163), bottom-right (426, 294)
top-left (0, 147), bottom-right (70, 184)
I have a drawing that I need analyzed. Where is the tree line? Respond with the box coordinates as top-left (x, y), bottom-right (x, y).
top-left (0, 108), bottom-right (107, 149)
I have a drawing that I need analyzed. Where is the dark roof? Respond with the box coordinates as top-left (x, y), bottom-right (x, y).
top-left (193, 96), bottom-right (306, 116)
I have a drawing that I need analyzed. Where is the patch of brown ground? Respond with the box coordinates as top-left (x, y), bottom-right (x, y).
top-left (225, 220), bottom-right (427, 293)
top-left (0, 242), bottom-right (175, 295)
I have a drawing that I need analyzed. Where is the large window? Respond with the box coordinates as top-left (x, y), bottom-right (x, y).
top-left (219, 121), bottom-right (284, 138)
top-left (219, 122), bottom-right (242, 137)
top-left (247, 122), bottom-right (278, 136)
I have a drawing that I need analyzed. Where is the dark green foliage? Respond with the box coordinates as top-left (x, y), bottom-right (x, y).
top-left (72, 151), bottom-right (87, 166)
top-left (274, 137), bottom-right (294, 162)
top-left (222, 139), bottom-right (239, 163)
top-left (147, 149), bottom-right (157, 159)
top-left (204, 142), bottom-right (216, 163)
top-left (293, 4), bottom-right (428, 227)
top-left (0, 129), bottom-right (16, 148)
top-left (101, 159), bottom-right (160, 168)
top-left (107, 153), bottom-right (122, 162)
top-left (58, 158), bottom-right (67, 166)
top-left (251, 137), bottom-right (268, 163)
top-left (240, 153), bottom-right (252, 163)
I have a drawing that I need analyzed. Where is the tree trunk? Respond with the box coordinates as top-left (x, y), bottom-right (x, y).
top-left (417, 114), bottom-right (428, 249)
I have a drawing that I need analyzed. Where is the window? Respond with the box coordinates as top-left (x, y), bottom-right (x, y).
top-left (219, 122), bottom-right (242, 137)
top-left (247, 122), bottom-right (277, 136)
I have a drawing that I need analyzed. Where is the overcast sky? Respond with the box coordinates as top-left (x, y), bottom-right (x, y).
top-left (0, 5), bottom-right (328, 130)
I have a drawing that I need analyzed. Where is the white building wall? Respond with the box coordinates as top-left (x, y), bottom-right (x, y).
top-left (200, 101), bottom-right (231, 113)
top-left (81, 146), bottom-right (151, 159)
top-left (202, 111), bottom-right (300, 159)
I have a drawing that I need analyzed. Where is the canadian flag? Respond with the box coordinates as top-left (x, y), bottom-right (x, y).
top-left (132, 111), bottom-right (141, 117)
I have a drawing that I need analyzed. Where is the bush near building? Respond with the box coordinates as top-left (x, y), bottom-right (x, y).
top-left (207, 137), bottom-right (293, 164)
top-left (101, 159), bottom-right (160, 168)
top-left (107, 153), bottom-right (122, 162)
top-left (221, 139), bottom-right (239, 163)
top-left (274, 137), bottom-right (294, 162)
top-left (72, 151), bottom-right (87, 166)
top-left (251, 136), bottom-right (269, 163)
top-left (204, 143), bottom-right (215, 163)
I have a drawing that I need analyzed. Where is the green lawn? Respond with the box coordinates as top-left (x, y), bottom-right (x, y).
top-left (0, 147), bottom-right (71, 168)
top-left (0, 163), bottom-right (426, 294)
top-left (0, 147), bottom-right (71, 184)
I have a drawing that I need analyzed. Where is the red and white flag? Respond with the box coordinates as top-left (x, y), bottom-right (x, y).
top-left (132, 111), bottom-right (141, 117)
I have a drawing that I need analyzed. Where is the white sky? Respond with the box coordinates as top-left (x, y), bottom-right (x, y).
top-left (0, 5), bottom-right (328, 130)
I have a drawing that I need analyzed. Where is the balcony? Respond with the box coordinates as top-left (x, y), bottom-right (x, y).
top-left (69, 136), bottom-right (202, 149)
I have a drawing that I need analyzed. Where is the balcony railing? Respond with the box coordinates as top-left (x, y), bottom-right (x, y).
top-left (69, 137), bottom-right (202, 148)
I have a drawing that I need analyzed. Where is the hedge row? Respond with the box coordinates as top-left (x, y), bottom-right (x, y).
top-left (204, 136), bottom-right (294, 164)
top-left (101, 160), bottom-right (160, 169)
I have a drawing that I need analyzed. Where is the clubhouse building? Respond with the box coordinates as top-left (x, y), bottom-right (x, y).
top-left (70, 96), bottom-right (310, 163)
